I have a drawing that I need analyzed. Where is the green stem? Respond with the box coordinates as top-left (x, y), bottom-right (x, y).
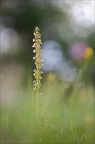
top-left (36, 91), bottom-right (39, 118)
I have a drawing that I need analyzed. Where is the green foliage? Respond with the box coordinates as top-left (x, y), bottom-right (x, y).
top-left (0, 77), bottom-right (94, 143)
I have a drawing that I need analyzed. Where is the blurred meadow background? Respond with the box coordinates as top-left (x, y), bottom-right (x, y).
top-left (0, 0), bottom-right (95, 143)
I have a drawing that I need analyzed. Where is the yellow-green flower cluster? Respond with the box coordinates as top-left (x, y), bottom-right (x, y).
top-left (32, 27), bottom-right (43, 92)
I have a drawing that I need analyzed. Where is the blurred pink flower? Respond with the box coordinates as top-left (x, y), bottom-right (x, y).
top-left (68, 42), bottom-right (87, 61)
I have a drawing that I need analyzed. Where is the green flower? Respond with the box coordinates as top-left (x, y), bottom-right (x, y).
top-left (32, 27), bottom-right (43, 92)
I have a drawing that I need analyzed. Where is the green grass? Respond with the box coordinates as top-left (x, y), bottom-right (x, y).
top-left (0, 78), bottom-right (95, 144)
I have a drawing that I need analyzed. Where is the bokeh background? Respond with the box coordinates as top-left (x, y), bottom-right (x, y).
top-left (0, 0), bottom-right (95, 143)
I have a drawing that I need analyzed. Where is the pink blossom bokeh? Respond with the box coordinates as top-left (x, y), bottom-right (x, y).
top-left (68, 42), bottom-right (87, 61)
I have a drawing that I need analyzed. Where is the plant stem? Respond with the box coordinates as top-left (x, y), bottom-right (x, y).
top-left (36, 91), bottom-right (39, 118)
